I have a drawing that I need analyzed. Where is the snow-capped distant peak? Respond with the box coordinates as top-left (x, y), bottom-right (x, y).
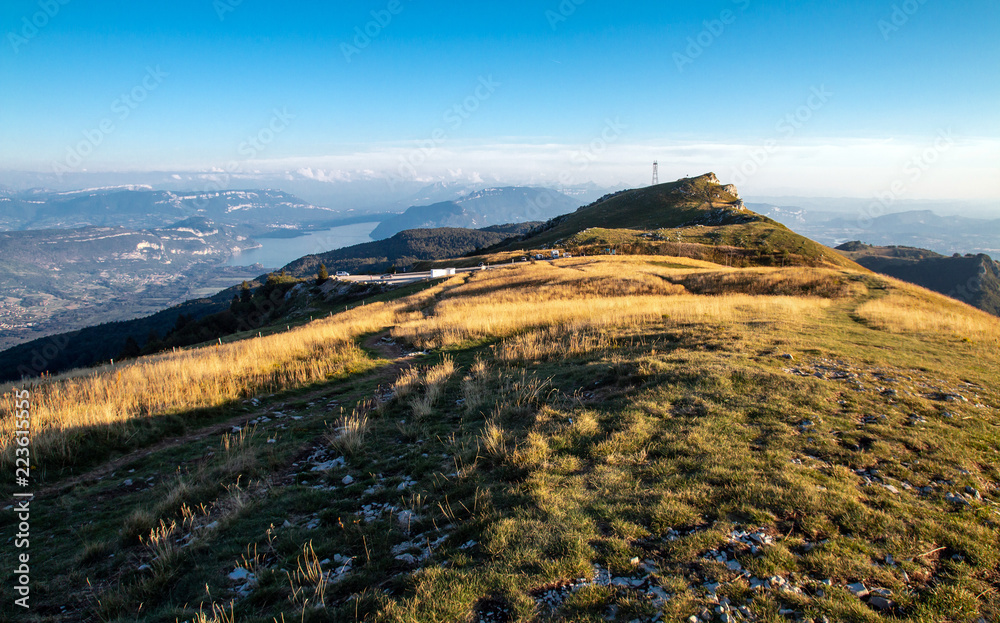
top-left (55, 185), bottom-right (154, 195)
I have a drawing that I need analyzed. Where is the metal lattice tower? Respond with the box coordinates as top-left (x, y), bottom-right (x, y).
top-left (652, 161), bottom-right (659, 185)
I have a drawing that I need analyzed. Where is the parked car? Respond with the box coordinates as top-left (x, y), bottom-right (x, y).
top-left (335, 271), bottom-right (350, 277)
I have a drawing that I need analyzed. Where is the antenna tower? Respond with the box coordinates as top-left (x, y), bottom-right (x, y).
top-left (652, 161), bottom-right (659, 185)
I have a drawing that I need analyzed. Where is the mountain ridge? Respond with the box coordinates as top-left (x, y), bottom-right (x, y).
top-left (0, 188), bottom-right (340, 233)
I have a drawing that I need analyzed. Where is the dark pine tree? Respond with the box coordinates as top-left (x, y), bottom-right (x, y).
top-left (119, 336), bottom-right (141, 359)
top-left (172, 313), bottom-right (191, 334)
top-left (143, 329), bottom-right (164, 355)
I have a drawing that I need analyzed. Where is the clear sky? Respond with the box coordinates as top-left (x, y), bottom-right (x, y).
top-left (1, 0), bottom-right (998, 199)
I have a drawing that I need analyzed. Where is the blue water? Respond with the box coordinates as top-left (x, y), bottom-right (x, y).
top-left (226, 222), bottom-right (379, 269)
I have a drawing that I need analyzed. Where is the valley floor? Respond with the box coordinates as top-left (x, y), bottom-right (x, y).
top-left (1, 257), bottom-right (998, 622)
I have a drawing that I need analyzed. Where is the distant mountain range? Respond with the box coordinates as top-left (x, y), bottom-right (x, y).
top-left (0, 169), bottom-right (619, 215)
top-left (835, 242), bottom-right (1000, 316)
top-left (753, 204), bottom-right (1000, 256)
top-left (371, 187), bottom-right (580, 239)
top-left (0, 187), bottom-right (340, 233)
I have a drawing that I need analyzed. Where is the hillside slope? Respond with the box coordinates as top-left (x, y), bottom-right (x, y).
top-left (0, 290), bottom-right (233, 382)
top-left (282, 224), bottom-right (537, 277)
top-left (836, 242), bottom-right (1000, 316)
top-left (493, 174), bottom-right (862, 270)
top-left (2, 257), bottom-right (998, 622)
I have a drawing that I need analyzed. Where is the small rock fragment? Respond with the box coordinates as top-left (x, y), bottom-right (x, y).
top-left (847, 582), bottom-right (869, 598)
top-left (228, 567), bottom-right (253, 582)
top-left (945, 492), bottom-right (970, 506)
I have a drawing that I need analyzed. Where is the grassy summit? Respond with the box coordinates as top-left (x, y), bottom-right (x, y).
top-left (484, 173), bottom-right (863, 270)
top-left (491, 174), bottom-right (861, 271)
top-left (1, 257), bottom-right (998, 621)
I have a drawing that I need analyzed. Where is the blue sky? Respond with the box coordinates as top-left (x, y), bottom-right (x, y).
top-left (1, 0), bottom-right (998, 198)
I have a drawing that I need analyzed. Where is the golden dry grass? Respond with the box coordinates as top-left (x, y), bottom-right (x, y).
top-left (391, 367), bottom-right (422, 400)
top-left (0, 260), bottom-right (848, 470)
top-left (409, 356), bottom-right (456, 419)
top-left (393, 294), bottom-right (830, 349)
top-left (671, 267), bottom-right (867, 298)
top-left (392, 260), bottom-right (837, 348)
top-left (493, 327), bottom-right (618, 363)
top-left (444, 258), bottom-right (688, 302)
top-left (326, 410), bottom-right (370, 456)
top-left (287, 541), bottom-right (330, 607)
top-left (15, 256), bottom-right (994, 476)
top-left (856, 288), bottom-right (1000, 343)
top-left (0, 303), bottom-right (398, 467)
top-left (460, 356), bottom-right (490, 414)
